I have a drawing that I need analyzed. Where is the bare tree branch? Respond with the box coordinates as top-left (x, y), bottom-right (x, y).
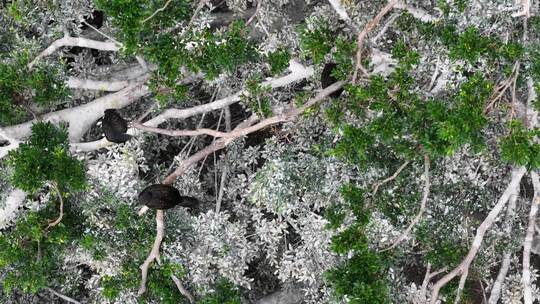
top-left (352, 0), bottom-right (400, 83)
top-left (429, 167), bottom-right (527, 303)
top-left (28, 36), bottom-right (120, 69)
top-left (3, 77), bottom-right (150, 146)
top-left (371, 160), bottom-right (410, 197)
top-left (523, 171), bottom-right (539, 304)
top-left (67, 76), bottom-right (147, 91)
top-left (171, 274), bottom-right (196, 303)
top-left (488, 193), bottom-right (518, 304)
top-left (45, 287), bottom-right (81, 304)
top-left (138, 210), bottom-right (165, 295)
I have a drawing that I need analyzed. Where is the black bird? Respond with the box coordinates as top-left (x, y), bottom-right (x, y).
top-left (102, 109), bottom-right (132, 143)
top-left (321, 62), bottom-right (344, 98)
top-left (138, 184), bottom-right (200, 213)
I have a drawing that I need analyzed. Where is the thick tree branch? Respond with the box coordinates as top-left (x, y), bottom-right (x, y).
top-left (66, 76), bottom-right (148, 91)
top-left (28, 36), bottom-right (120, 69)
top-left (138, 210), bottom-right (165, 295)
top-left (488, 192), bottom-right (518, 304)
top-left (523, 171), bottom-right (539, 304)
top-left (3, 77), bottom-right (150, 145)
top-left (429, 167), bottom-right (527, 303)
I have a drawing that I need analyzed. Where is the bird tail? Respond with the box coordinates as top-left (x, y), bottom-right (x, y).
top-left (116, 133), bottom-right (132, 143)
top-left (181, 196), bottom-right (200, 212)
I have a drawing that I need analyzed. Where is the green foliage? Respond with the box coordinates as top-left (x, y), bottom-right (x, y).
top-left (95, 0), bottom-right (192, 54)
top-left (267, 48), bottom-right (291, 75)
top-left (499, 120), bottom-right (540, 169)
top-left (330, 40), bottom-right (492, 163)
top-left (199, 278), bottom-right (242, 304)
top-left (0, 53), bottom-right (68, 126)
top-left (324, 183), bottom-right (389, 303)
top-left (7, 122), bottom-right (86, 193)
top-left (298, 20), bottom-right (333, 64)
top-left (242, 76), bottom-right (273, 118)
top-left (0, 203), bottom-right (84, 295)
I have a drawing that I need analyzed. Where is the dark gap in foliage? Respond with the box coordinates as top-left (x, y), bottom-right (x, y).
top-left (81, 10), bottom-right (104, 30)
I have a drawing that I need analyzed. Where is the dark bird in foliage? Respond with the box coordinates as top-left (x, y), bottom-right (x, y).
top-left (102, 109), bottom-right (132, 143)
top-left (138, 184), bottom-right (200, 214)
top-left (321, 62), bottom-right (344, 98)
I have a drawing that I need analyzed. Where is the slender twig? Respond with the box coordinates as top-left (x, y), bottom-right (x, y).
top-left (371, 160), bottom-right (410, 197)
top-left (46, 288), bottom-right (81, 304)
top-left (47, 183), bottom-right (64, 228)
top-left (142, 0), bottom-right (173, 23)
top-left (380, 155), bottom-right (429, 252)
top-left (352, 0), bottom-right (400, 83)
top-left (162, 81), bottom-right (345, 185)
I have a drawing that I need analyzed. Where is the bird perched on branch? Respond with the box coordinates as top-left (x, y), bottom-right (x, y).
top-left (138, 184), bottom-right (200, 215)
top-left (102, 109), bottom-right (132, 143)
top-left (321, 62), bottom-right (344, 98)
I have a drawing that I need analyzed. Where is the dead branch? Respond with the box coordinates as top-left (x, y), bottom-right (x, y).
top-left (142, 0), bottom-right (173, 23)
top-left (138, 210), bottom-right (165, 295)
top-left (429, 167), bottom-right (526, 303)
top-left (28, 36), bottom-right (120, 69)
top-left (523, 171), bottom-right (540, 304)
top-left (380, 155), bottom-right (429, 252)
top-left (352, 0), bottom-right (400, 83)
top-left (512, 0), bottom-right (531, 17)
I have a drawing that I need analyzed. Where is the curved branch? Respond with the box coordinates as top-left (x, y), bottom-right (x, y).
top-left (28, 36), bottom-right (120, 69)
top-left (429, 167), bottom-right (526, 303)
top-left (47, 183), bottom-right (64, 228)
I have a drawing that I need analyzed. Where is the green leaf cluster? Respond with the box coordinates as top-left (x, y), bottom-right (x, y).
top-left (298, 20), bottom-right (333, 64)
top-left (242, 75), bottom-right (273, 118)
top-left (7, 121), bottom-right (86, 193)
top-left (267, 48), bottom-right (291, 75)
top-left (199, 278), bottom-right (242, 304)
top-left (324, 184), bottom-right (389, 304)
top-left (95, 0), bottom-right (192, 54)
top-left (330, 42), bottom-right (492, 163)
top-left (0, 203), bottom-right (84, 295)
top-left (500, 120), bottom-right (540, 169)
top-left (0, 53), bottom-right (68, 126)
